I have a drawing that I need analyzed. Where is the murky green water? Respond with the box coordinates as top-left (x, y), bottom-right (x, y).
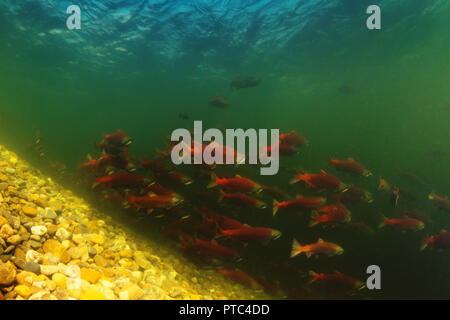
top-left (0, 0), bottom-right (449, 299)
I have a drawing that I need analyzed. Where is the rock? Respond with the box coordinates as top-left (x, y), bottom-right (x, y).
top-left (134, 251), bottom-right (152, 269)
top-left (88, 247), bottom-right (97, 258)
top-left (44, 253), bottom-right (59, 265)
top-left (0, 224), bottom-right (14, 239)
top-left (80, 267), bottom-right (101, 284)
top-left (80, 288), bottom-right (107, 300)
top-left (56, 228), bottom-right (71, 242)
top-left (42, 239), bottom-right (67, 261)
top-left (14, 284), bottom-right (32, 298)
top-left (22, 206), bottom-right (37, 217)
top-left (169, 286), bottom-right (183, 298)
top-left (25, 250), bottom-right (42, 263)
top-left (0, 182), bottom-right (8, 192)
top-left (119, 249), bottom-right (133, 258)
top-left (122, 282), bottom-right (144, 300)
top-left (5, 168), bottom-right (15, 175)
top-left (52, 273), bottom-right (67, 288)
top-left (93, 255), bottom-right (107, 268)
top-left (46, 224), bottom-right (57, 236)
top-left (31, 226), bottom-right (47, 236)
top-left (53, 287), bottom-right (68, 300)
top-left (6, 234), bottom-right (21, 245)
top-left (0, 262), bottom-right (16, 286)
top-left (4, 245), bottom-right (15, 254)
top-left (42, 208), bottom-right (57, 220)
top-left (40, 265), bottom-right (59, 276)
top-left (12, 257), bottom-right (26, 269)
top-left (30, 235), bottom-right (41, 241)
top-left (65, 265), bottom-right (81, 279)
top-left (29, 240), bottom-right (42, 250)
top-left (0, 215), bottom-right (8, 227)
top-left (24, 261), bottom-right (41, 274)
top-left (72, 234), bottom-right (84, 245)
top-left (29, 290), bottom-right (56, 300)
top-left (16, 272), bottom-right (37, 287)
top-left (67, 247), bottom-right (82, 260)
top-left (89, 234), bottom-right (104, 245)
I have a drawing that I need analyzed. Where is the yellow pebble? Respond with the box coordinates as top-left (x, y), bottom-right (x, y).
top-left (22, 206), bottom-right (37, 217)
top-left (14, 285), bottom-right (33, 299)
top-left (80, 289), bottom-right (107, 300)
top-left (52, 273), bottom-right (68, 288)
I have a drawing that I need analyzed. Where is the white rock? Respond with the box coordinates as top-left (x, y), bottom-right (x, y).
top-left (31, 225), bottom-right (47, 236)
top-left (56, 228), bottom-right (71, 242)
top-left (40, 265), bottom-right (59, 276)
top-left (65, 265), bottom-right (80, 279)
top-left (99, 280), bottom-right (115, 289)
top-left (26, 250), bottom-right (42, 263)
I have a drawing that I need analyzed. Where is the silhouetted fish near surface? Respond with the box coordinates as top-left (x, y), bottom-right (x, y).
top-left (209, 96), bottom-right (229, 108)
top-left (230, 76), bottom-right (260, 89)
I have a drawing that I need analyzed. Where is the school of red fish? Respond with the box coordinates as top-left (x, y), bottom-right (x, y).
top-left (77, 129), bottom-right (450, 298)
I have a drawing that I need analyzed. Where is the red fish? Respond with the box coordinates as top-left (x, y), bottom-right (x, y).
top-left (335, 185), bottom-right (373, 203)
top-left (290, 170), bottom-right (348, 191)
top-left (196, 208), bottom-right (246, 230)
top-left (141, 157), bottom-right (169, 172)
top-left (220, 227), bottom-right (281, 242)
top-left (329, 158), bottom-right (372, 176)
top-left (93, 171), bottom-right (148, 188)
top-left (144, 183), bottom-right (175, 196)
top-left (422, 230), bottom-right (450, 250)
top-left (209, 96), bottom-right (229, 108)
top-left (402, 210), bottom-right (432, 223)
top-left (279, 130), bottom-right (307, 147)
top-left (191, 238), bottom-right (238, 260)
top-left (208, 173), bottom-right (262, 193)
top-left (164, 228), bottom-right (193, 243)
top-left (273, 195), bottom-right (326, 216)
top-left (378, 177), bottom-right (391, 192)
top-left (218, 269), bottom-right (259, 288)
top-left (309, 271), bottom-right (364, 291)
top-left (290, 238), bottom-right (344, 258)
top-left (219, 191), bottom-right (266, 209)
top-left (265, 144), bottom-right (297, 156)
top-left (428, 192), bottom-right (450, 212)
top-left (155, 171), bottom-right (192, 185)
top-left (348, 221), bottom-right (374, 234)
top-left (379, 215), bottom-right (424, 231)
top-left (127, 193), bottom-right (183, 211)
top-left (310, 203), bottom-right (351, 227)
top-left (103, 130), bottom-right (132, 146)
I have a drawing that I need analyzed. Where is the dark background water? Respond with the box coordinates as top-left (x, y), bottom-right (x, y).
top-left (0, 0), bottom-right (449, 299)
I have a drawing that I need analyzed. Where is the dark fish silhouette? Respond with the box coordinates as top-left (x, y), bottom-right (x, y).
top-left (231, 76), bottom-right (260, 89)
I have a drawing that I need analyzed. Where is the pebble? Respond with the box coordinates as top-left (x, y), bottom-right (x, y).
top-left (56, 228), bottom-right (71, 242)
top-left (0, 182), bottom-right (8, 191)
top-left (80, 267), bottom-right (101, 284)
top-left (0, 261), bottom-right (16, 286)
top-left (52, 273), bottom-right (68, 288)
top-left (65, 265), bottom-right (81, 279)
top-left (88, 247), bottom-right (97, 258)
top-left (89, 234), bottom-right (104, 245)
top-left (134, 251), bottom-right (152, 269)
top-left (40, 265), bottom-right (59, 276)
top-left (14, 284), bottom-right (32, 298)
top-left (0, 216), bottom-right (8, 227)
top-left (22, 206), bottom-right (37, 217)
top-left (5, 168), bottom-right (15, 175)
top-left (25, 250), bottom-right (42, 264)
top-left (31, 225), bottom-right (47, 236)
top-left (42, 208), bottom-right (57, 220)
top-left (24, 261), bottom-right (41, 274)
top-left (6, 234), bottom-right (22, 245)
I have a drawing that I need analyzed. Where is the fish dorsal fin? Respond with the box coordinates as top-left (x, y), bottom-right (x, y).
top-left (320, 169), bottom-right (327, 175)
top-left (348, 157), bottom-right (354, 161)
top-left (295, 195), bottom-right (304, 199)
top-left (148, 192), bottom-right (157, 198)
top-left (235, 174), bottom-right (242, 178)
top-left (318, 238), bottom-right (324, 243)
top-left (87, 154), bottom-right (93, 161)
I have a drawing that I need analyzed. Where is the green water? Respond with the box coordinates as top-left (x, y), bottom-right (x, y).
top-left (0, 0), bottom-right (449, 299)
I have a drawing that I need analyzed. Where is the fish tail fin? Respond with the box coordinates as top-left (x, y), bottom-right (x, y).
top-left (207, 173), bottom-right (218, 188)
top-left (290, 238), bottom-right (302, 258)
top-left (428, 191), bottom-right (435, 200)
top-left (420, 241), bottom-right (428, 251)
top-left (218, 189), bottom-right (225, 202)
top-left (378, 215), bottom-right (387, 228)
top-left (272, 200), bottom-right (279, 216)
top-left (309, 211), bottom-right (320, 227)
top-left (87, 154), bottom-right (93, 161)
top-left (289, 176), bottom-right (300, 185)
top-left (308, 271), bottom-right (318, 283)
top-left (91, 181), bottom-right (100, 189)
